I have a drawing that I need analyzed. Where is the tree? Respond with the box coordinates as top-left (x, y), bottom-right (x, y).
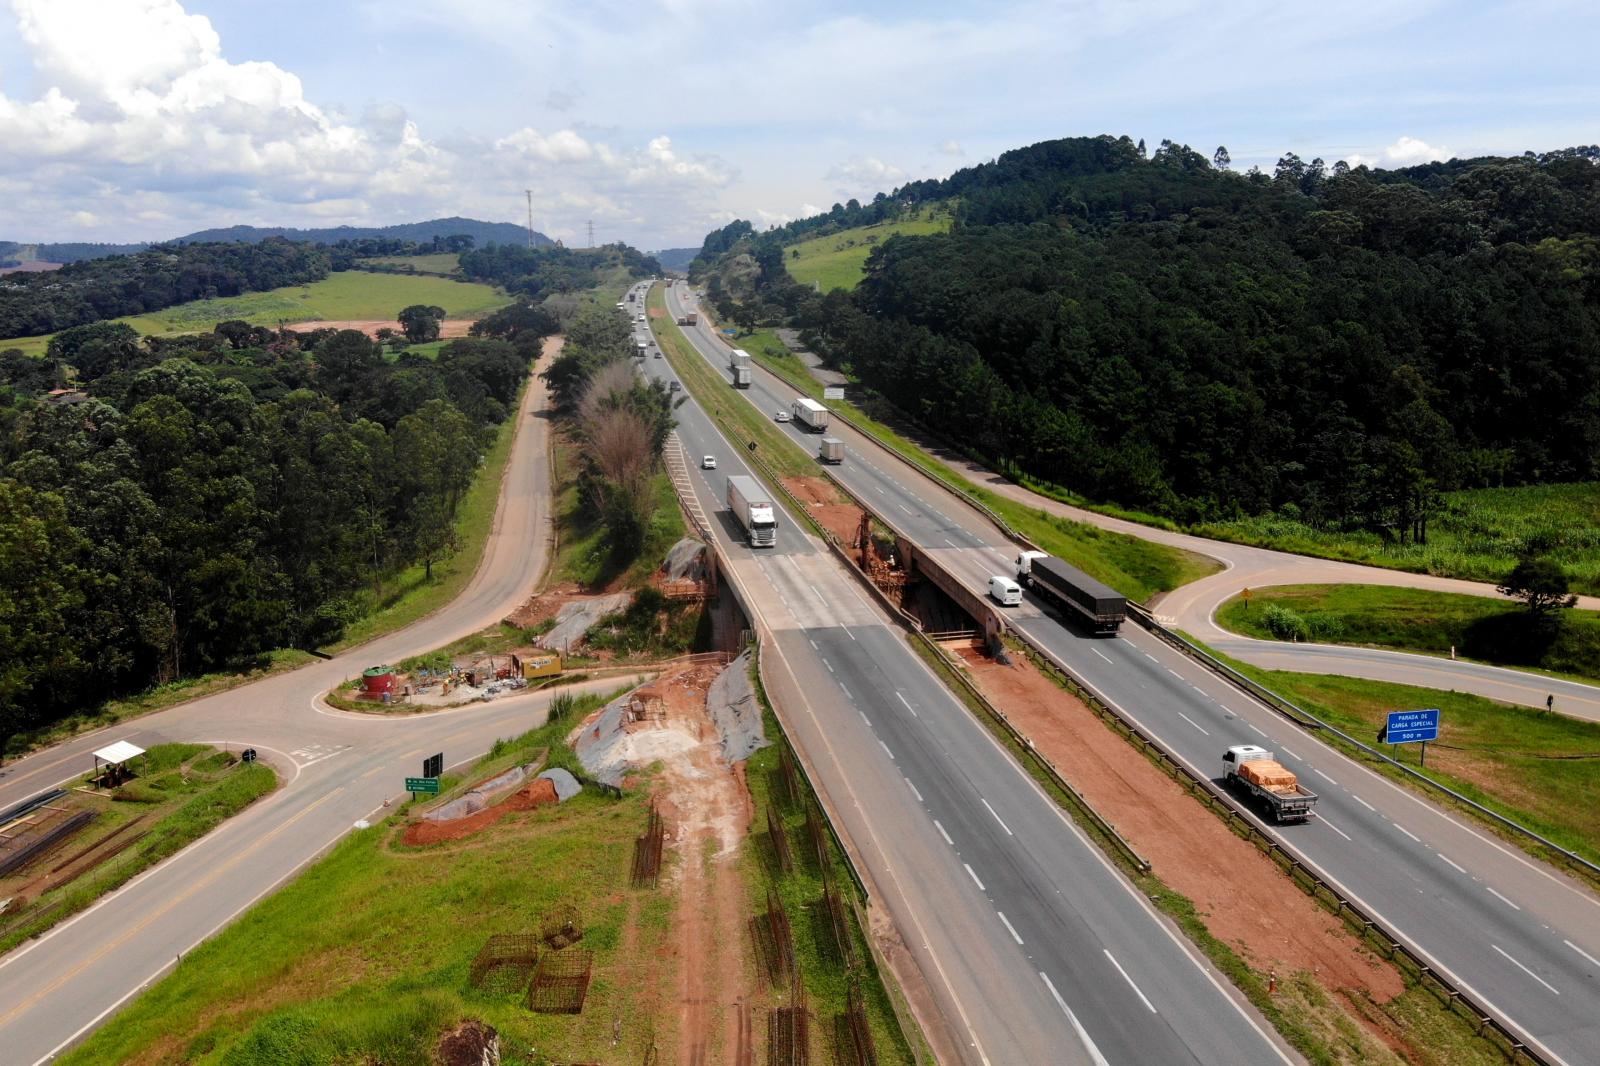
top-left (47, 321), bottom-right (142, 380)
top-left (397, 304), bottom-right (447, 343)
top-left (1498, 557), bottom-right (1578, 617)
top-left (1213, 146), bottom-right (1231, 170)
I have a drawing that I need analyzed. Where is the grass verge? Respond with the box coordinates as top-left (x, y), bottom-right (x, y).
top-left (55, 687), bottom-right (668, 1066)
top-left (550, 429), bottom-right (686, 590)
top-left (1215, 584), bottom-right (1600, 686)
top-left (1206, 651), bottom-right (1600, 867)
top-left (745, 651), bottom-right (923, 1065)
top-left (0, 744), bottom-right (277, 955)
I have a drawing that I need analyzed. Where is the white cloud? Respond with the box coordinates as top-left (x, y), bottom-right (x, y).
top-left (935, 139), bottom-right (965, 157)
top-left (825, 155), bottom-right (905, 198)
top-left (0, 0), bottom-right (732, 244)
top-left (1382, 135), bottom-right (1451, 165)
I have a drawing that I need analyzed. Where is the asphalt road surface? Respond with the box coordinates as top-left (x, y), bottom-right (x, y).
top-left (663, 285), bottom-right (1600, 1066)
top-left (641, 284), bottom-right (1292, 1066)
top-left (0, 344), bottom-right (645, 1064)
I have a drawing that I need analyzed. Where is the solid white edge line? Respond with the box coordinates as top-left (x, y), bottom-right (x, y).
top-left (964, 863), bottom-right (985, 891)
top-left (1039, 972), bottom-right (1112, 1066)
top-left (981, 798), bottom-right (1014, 836)
top-left (933, 819), bottom-right (954, 846)
top-left (1103, 949), bottom-right (1158, 1013)
top-left (1492, 944), bottom-right (1560, 995)
top-left (997, 910), bottom-right (1024, 945)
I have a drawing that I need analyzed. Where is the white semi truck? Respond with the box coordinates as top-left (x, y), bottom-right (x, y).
top-left (791, 397), bottom-right (830, 432)
top-left (726, 475), bottom-right (777, 547)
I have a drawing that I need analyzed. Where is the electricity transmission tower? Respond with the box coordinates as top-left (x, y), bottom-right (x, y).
top-left (525, 190), bottom-right (535, 248)
top-left (586, 220), bottom-right (595, 248)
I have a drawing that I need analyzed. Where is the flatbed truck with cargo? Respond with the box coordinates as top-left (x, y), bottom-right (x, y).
top-left (1222, 745), bottom-right (1318, 823)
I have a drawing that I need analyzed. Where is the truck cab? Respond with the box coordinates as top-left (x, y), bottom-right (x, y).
top-left (1014, 550), bottom-right (1048, 583)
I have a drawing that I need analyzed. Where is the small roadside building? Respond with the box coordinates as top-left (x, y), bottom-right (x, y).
top-left (91, 740), bottom-right (147, 788)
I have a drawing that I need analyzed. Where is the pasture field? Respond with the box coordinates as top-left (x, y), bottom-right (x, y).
top-left (784, 206), bottom-right (953, 291)
top-left (1, 271), bottom-right (510, 356)
top-left (356, 252), bottom-right (462, 274)
top-left (1197, 482), bottom-right (1600, 595)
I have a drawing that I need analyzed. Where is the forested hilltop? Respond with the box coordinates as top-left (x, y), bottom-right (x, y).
top-left (0, 301), bottom-right (560, 753)
top-left (701, 135), bottom-right (1600, 537)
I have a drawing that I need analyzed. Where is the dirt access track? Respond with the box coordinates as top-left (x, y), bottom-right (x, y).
top-left (295, 319), bottom-right (478, 338)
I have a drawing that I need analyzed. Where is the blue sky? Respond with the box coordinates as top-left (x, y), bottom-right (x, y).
top-left (1, 0), bottom-right (1596, 249)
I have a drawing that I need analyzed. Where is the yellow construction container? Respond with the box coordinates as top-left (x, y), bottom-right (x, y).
top-left (519, 652), bottom-right (563, 680)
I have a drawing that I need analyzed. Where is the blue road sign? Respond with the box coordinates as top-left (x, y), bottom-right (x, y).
top-left (1385, 708), bottom-right (1440, 744)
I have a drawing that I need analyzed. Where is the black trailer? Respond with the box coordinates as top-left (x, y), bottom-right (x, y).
top-left (1025, 555), bottom-right (1126, 635)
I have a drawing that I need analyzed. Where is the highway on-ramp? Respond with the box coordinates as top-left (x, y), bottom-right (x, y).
top-left (0, 342), bottom-right (645, 1064)
top-left (639, 283), bottom-right (1292, 1066)
top-left (663, 283), bottom-right (1600, 1066)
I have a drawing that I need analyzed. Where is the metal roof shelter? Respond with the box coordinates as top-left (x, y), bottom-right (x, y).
top-left (91, 740), bottom-right (146, 787)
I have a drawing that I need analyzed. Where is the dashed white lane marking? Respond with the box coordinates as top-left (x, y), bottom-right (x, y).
top-left (839, 683), bottom-right (852, 701)
top-left (808, 638), bottom-right (818, 650)
top-left (896, 691), bottom-right (918, 717)
top-left (1246, 722), bottom-right (1267, 737)
top-left (1439, 853), bottom-right (1468, 874)
top-left (879, 740), bottom-right (895, 760)
top-left (1487, 886), bottom-right (1522, 911)
top-left (1141, 651), bottom-right (1158, 663)
top-left (965, 863), bottom-right (985, 891)
top-left (934, 819), bottom-right (954, 846)
top-left (1103, 949), bottom-right (1158, 1013)
top-left (906, 777), bottom-right (924, 803)
top-left (1318, 815), bottom-right (1353, 842)
top-left (822, 658), bottom-right (834, 673)
top-left (1280, 747), bottom-right (1303, 761)
top-left (944, 537), bottom-right (958, 548)
top-left (1352, 795), bottom-right (1377, 812)
top-left (1566, 939), bottom-right (1600, 970)
top-left (898, 503), bottom-right (914, 515)
top-left (1492, 944), bottom-right (1560, 994)
top-left (997, 911), bottom-right (1024, 945)
top-left (1176, 712), bottom-right (1210, 736)
top-left (1394, 822), bottom-right (1421, 843)
top-left (858, 710), bottom-right (870, 727)
top-left (981, 798), bottom-right (1014, 836)
top-left (1313, 769), bottom-right (1338, 785)
top-left (1092, 648), bottom-right (1113, 663)
top-left (1165, 667), bottom-right (1184, 679)
top-left (1039, 973), bottom-right (1112, 1066)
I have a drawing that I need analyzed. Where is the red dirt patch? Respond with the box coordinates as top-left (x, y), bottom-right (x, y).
top-left (401, 776), bottom-right (558, 846)
top-left (647, 306), bottom-right (667, 318)
top-left (783, 476), bottom-right (863, 546)
top-left (291, 318), bottom-right (478, 339)
top-left (956, 645), bottom-right (1403, 1002)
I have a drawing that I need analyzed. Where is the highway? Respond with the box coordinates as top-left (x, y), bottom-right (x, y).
top-left (662, 283), bottom-right (1600, 1066)
top-left (637, 284), bottom-right (1292, 1065)
top-left (860, 410), bottom-right (1600, 722)
top-left (0, 346), bottom-right (643, 1064)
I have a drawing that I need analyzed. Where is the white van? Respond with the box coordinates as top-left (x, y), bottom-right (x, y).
top-left (988, 575), bottom-right (1022, 606)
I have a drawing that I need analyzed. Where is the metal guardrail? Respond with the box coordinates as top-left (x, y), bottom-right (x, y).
top-left (1125, 603), bottom-right (1600, 883)
top-left (1009, 618), bottom-right (1552, 1066)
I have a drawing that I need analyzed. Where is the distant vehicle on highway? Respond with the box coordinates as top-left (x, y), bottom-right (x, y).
top-left (988, 575), bottom-right (1022, 605)
top-left (701, 455), bottom-right (717, 470)
top-left (1223, 745), bottom-right (1318, 823)
top-left (791, 397), bottom-right (830, 432)
top-left (773, 410), bottom-right (791, 422)
top-left (669, 381), bottom-right (681, 392)
top-left (819, 437), bottom-right (844, 464)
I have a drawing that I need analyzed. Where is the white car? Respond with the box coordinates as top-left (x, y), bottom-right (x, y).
top-left (701, 455), bottom-right (717, 470)
top-left (774, 411), bottom-right (791, 423)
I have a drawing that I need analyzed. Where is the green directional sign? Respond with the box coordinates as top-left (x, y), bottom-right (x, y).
top-left (404, 777), bottom-right (440, 794)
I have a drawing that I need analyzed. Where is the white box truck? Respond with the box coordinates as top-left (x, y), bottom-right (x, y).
top-left (792, 397), bottom-right (830, 432)
top-left (819, 437), bottom-right (844, 463)
top-left (733, 366), bottom-right (752, 388)
top-left (726, 475), bottom-right (777, 547)
top-left (728, 347), bottom-right (751, 370)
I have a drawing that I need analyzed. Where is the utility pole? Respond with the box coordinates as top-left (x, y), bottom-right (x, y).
top-left (525, 190), bottom-right (535, 248)
top-left (586, 220), bottom-right (595, 248)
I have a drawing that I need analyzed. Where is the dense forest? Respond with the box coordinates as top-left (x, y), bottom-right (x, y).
top-left (0, 239), bottom-right (331, 340)
top-left (462, 243), bottom-right (663, 303)
top-left (705, 135), bottom-right (1600, 536)
top-left (0, 301), bottom-right (557, 753)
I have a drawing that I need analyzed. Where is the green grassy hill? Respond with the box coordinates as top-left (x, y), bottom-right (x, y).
top-left (356, 253), bottom-right (462, 274)
top-left (2, 271), bottom-right (511, 356)
top-left (785, 207), bottom-right (953, 292)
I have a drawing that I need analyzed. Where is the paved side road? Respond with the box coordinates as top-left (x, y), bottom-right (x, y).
top-left (0, 341), bottom-right (594, 1064)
